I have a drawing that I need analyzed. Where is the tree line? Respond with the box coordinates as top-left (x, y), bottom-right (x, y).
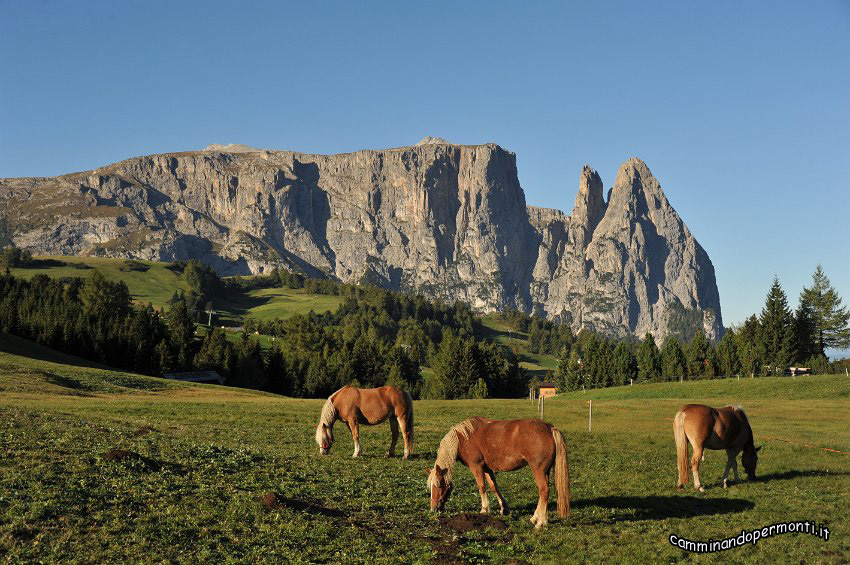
top-left (0, 261), bottom-right (527, 399)
top-left (541, 266), bottom-right (848, 391)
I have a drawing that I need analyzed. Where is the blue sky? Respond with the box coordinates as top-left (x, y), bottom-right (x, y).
top-left (1, 0), bottom-right (848, 336)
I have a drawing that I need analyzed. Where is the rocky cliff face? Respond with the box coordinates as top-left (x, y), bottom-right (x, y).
top-left (0, 140), bottom-right (723, 340)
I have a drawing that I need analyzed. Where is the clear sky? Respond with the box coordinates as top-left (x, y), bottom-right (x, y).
top-left (1, 0), bottom-right (848, 337)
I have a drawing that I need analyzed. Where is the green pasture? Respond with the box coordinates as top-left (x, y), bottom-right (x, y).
top-left (7, 256), bottom-right (344, 327)
top-left (7, 255), bottom-right (188, 309)
top-left (1, 338), bottom-right (848, 563)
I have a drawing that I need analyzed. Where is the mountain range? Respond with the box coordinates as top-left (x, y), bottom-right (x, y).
top-left (0, 138), bottom-right (723, 340)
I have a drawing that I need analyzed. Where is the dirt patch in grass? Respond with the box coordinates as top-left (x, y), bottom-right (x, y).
top-left (429, 513), bottom-right (514, 564)
top-left (439, 513), bottom-right (509, 533)
top-left (132, 425), bottom-right (156, 437)
top-left (258, 492), bottom-right (346, 517)
top-left (101, 448), bottom-right (161, 471)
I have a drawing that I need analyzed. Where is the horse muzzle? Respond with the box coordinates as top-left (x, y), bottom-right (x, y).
top-left (318, 447), bottom-right (330, 455)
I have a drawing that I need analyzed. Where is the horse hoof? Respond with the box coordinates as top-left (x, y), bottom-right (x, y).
top-left (722, 480), bottom-right (728, 488)
top-left (500, 508), bottom-right (509, 516)
top-left (698, 486), bottom-right (705, 493)
top-left (676, 484), bottom-right (684, 491)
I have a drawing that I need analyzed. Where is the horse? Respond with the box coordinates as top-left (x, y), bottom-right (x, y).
top-left (426, 417), bottom-right (570, 529)
top-left (315, 385), bottom-right (413, 458)
top-left (674, 404), bottom-right (761, 492)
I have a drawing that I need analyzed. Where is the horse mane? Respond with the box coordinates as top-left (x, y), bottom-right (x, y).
top-left (732, 405), bottom-right (755, 445)
top-left (318, 387), bottom-right (344, 428)
top-left (430, 418), bottom-right (479, 486)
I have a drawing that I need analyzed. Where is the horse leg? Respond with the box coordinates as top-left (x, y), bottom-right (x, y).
top-left (470, 464), bottom-right (490, 514)
top-left (691, 444), bottom-right (705, 492)
top-left (729, 448), bottom-right (742, 483)
top-left (399, 416), bottom-right (411, 459)
top-left (484, 469), bottom-right (509, 515)
top-left (350, 419), bottom-right (361, 457)
top-left (721, 451), bottom-right (733, 488)
top-left (530, 466), bottom-right (550, 528)
top-left (387, 416), bottom-right (399, 457)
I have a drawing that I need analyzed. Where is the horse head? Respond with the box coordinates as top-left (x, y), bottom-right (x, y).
top-left (316, 422), bottom-right (334, 455)
top-left (743, 445), bottom-right (761, 479)
top-left (426, 465), bottom-right (453, 512)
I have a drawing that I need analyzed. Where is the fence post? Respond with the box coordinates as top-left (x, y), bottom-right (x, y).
top-left (540, 395), bottom-right (545, 419)
top-left (588, 400), bottom-right (592, 432)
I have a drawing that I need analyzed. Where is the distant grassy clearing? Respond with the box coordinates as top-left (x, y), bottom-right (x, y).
top-left (8, 256), bottom-right (344, 326)
top-left (1, 346), bottom-right (847, 563)
top-left (8, 255), bottom-right (187, 309)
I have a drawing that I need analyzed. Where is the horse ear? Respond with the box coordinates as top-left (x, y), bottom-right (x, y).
top-left (435, 465), bottom-right (444, 475)
top-left (322, 423), bottom-right (328, 430)
top-left (755, 445), bottom-right (763, 452)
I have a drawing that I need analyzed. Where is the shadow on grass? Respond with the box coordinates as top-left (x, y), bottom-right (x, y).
top-left (757, 469), bottom-right (850, 482)
top-left (561, 495), bottom-right (755, 522)
top-left (259, 492), bottom-right (346, 517)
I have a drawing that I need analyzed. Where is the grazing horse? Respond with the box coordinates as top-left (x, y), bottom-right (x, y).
top-left (674, 404), bottom-right (761, 492)
top-left (315, 385), bottom-right (413, 458)
top-left (426, 418), bottom-right (570, 528)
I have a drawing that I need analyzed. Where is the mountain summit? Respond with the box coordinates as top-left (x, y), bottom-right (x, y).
top-left (0, 142), bottom-right (722, 340)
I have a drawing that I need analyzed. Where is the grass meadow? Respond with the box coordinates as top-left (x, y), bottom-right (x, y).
top-left (8, 256), bottom-right (344, 328)
top-left (1, 335), bottom-right (848, 563)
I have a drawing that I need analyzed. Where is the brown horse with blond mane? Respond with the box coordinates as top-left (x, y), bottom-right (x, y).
top-left (427, 418), bottom-right (570, 528)
top-left (674, 403), bottom-right (761, 492)
top-left (315, 385), bottom-right (413, 458)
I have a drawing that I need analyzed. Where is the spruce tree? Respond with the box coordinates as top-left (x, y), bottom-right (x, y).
top-left (716, 329), bottom-right (740, 377)
top-left (736, 315), bottom-right (766, 376)
top-left (799, 265), bottom-right (850, 354)
top-left (637, 333), bottom-right (661, 382)
top-left (759, 277), bottom-right (796, 374)
top-left (661, 337), bottom-right (686, 381)
top-left (611, 341), bottom-right (637, 386)
top-left (686, 331), bottom-right (710, 378)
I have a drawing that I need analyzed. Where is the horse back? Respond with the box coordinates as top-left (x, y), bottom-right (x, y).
top-left (336, 386), bottom-right (406, 425)
top-left (465, 419), bottom-right (555, 472)
top-left (679, 403), bottom-right (749, 450)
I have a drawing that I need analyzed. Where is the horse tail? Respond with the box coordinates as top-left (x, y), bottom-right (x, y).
top-left (674, 410), bottom-right (689, 486)
top-left (402, 389), bottom-right (414, 447)
top-left (551, 427), bottom-right (570, 518)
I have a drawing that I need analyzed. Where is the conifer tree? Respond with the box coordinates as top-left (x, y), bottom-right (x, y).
top-left (799, 265), bottom-right (850, 354)
top-left (661, 337), bottom-right (686, 381)
top-left (716, 329), bottom-right (740, 377)
top-left (637, 333), bottom-right (661, 382)
top-left (760, 277), bottom-right (796, 373)
top-left (686, 331), bottom-right (710, 378)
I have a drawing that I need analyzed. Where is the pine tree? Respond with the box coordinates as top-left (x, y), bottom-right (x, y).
top-left (167, 299), bottom-right (197, 370)
top-left (611, 341), bottom-right (637, 386)
top-left (716, 329), bottom-right (740, 377)
top-left (686, 331), bottom-right (710, 378)
top-left (661, 337), bottom-right (686, 381)
top-left (565, 349), bottom-right (583, 391)
top-left (637, 333), bottom-right (661, 382)
top-left (736, 315), bottom-right (765, 376)
top-left (794, 300), bottom-right (818, 363)
top-left (760, 277), bottom-right (796, 374)
top-left (799, 265), bottom-right (850, 354)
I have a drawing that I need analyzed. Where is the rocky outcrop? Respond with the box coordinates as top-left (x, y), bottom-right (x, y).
top-left (0, 139), bottom-right (723, 340)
